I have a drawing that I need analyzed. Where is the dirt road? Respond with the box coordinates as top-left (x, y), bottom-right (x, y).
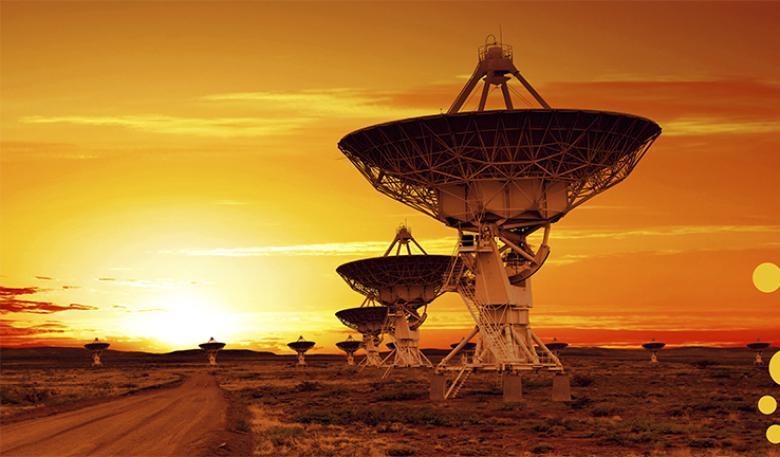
top-left (0, 372), bottom-right (228, 457)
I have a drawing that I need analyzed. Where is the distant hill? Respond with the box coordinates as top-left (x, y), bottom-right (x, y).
top-left (1, 344), bottom-right (773, 367)
top-left (0, 346), bottom-right (279, 367)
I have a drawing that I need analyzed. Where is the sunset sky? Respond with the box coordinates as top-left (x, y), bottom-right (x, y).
top-left (1, 2), bottom-right (778, 353)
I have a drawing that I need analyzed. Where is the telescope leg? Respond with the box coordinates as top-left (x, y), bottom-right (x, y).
top-left (430, 373), bottom-right (446, 401)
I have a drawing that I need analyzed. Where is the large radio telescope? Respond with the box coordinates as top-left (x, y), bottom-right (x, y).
top-left (336, 300), bottom-right (389, 368)
top-left (84, 338), bottom-right (110, 367)
top-left (199, 337), bottom-right (226, 366)
top-left (336, 226), bottom-right (453, 374)
top-left (339, 36), bottom-right (661, 401)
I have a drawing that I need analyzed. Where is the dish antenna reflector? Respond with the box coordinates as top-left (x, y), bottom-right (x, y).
top-left (642, 339), bottom-right (666, 364)
top-left (199, 337), bottom-right (226, 366)
top-left (288, 336), bottom-right (315, 366)
top-left (336, 335), bottom-right (362, 366)
top-left (336, 300), bottom-right (389, 368)
top-left (84, 338), bottom-right (110, 367)
top-left (747, 339), bottom-right (771, 366)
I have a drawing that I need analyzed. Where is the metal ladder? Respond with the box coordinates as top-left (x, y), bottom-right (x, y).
top-left (445, 365), bottom-right (473, 399)
top-left (456, 278), bottom-right (514, 363)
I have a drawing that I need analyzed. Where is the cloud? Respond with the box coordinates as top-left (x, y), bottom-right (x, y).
top-left (0, 141), bottom-right (98, 161)
top-left (202, 89), bottom-right (430, 120)
top-left (20, 115), bottom-right (308, 138)
top-left (544, 79), bottom-right (780, 136)
top-left (663, 118), bottom-right (780, 136)
top-left (0, 319), bottom-right (67, 337)
top-left (164, 225), bottom-right (780, 258)
top-left (0, 285), bottom-right (97, 314)
top-left (0, 286), bottom-right (41, 296)
top-left (112, 304), bottom-right (163, 313)
top-left (553, 224), bottom-right (780, 241)
top-left (1, 300), bottom-right (97, 314)
top-left (164, 238), bottom-right (456, 257)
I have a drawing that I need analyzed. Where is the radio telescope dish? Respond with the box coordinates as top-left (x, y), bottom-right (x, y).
top-left (450, 340), bottom-right (477, 366)
top-left (288, 336), bottom-right (315, 366)
top-left (336, 335), bottom-right (362, 366)
top-left (199, 337), bottom-right (226, 366)
top-left (336, 303), bottom-right (388, 368)
top-left (337, 256), bottom-right (453, 307)
top-left (339, 37), bottom-right (661, 402)
top-left (642, 339), bottom-right (666, 364)
top-left (546, 338), bottom-right (569, 358)
top-left (747, 339), bottom-right (771, 365)
top-left (84, 338), bottom-right (110, 367)
top-left (336, 226), bottom-right (454, 373)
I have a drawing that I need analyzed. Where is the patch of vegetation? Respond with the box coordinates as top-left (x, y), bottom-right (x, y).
top-left (294, 405), bottom-right (481, 427)
top-left (266, 425), bottom-right (304, 447)
top-left (591, 406), bottom-right (621, 417)
top-left (571, 374), bottom-right (594, 387)
top-left (531, 444), bottom-right (555, 454)
top-left (688, 438), bottom-right (716, 448)
top-left (387, 445), bottom-right (416, 456)
top-left (691, 360), bottom-right (717, 369)
top-left (568, 396), bottom-right (592, 410)
top-left (294, 381), bottom-right (322, 392)
top-left (375, 390), bottom-right (425, 401)
top-left (0, 385), bottom-right (52, 405)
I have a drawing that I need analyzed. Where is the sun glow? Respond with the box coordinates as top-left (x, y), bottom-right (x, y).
top-left (123, 289), bottom-right (241, 350)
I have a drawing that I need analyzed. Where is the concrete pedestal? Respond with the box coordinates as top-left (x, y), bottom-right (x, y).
top-left (430, 373), bottom-right (446, 401)
top-left (552, 374), bottom-right (571, 402)
top-left (502, 373), bottom-right (523, 402)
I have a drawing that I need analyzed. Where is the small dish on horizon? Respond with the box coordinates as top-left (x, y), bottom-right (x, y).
top-left (84, 338), bottom-right (110, 368)
top-left (199, 337), bottom-right (226, 366)
top-left (288, 335), bottom-right (315, 367)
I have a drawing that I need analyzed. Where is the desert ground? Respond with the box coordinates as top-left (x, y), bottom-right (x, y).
top-left (1, 347), bottom-right (778, 457)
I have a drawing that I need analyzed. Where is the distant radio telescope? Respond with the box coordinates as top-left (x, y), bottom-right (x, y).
top-left (336, 226), bottom-right (453, 376)
top-left (288, 336), bottom-right (315, 366)
top-left (747, 339), bottom-right (771, 366)
top-left (84, 338), bottom-right (110, 367)
top-left (336, 335), bottom-right (361, 366)
top-left (546, 338), bottom-right (569, 359)
top-left (339, 36), bottom-right (661, 401)
top-left (199, 337), bottom-right (226, 366)
top-left (642, 339), bottom-right (666, 364)
top-left (336, 300), bottom-right (389, 368)
top-left (450, 340), bottom-right (477, 366)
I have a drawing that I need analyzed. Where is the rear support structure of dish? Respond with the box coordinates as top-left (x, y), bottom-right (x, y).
top-left (434, 223), bottom-right (569, 401)
top-left (359, 334), bottom-right (384, 369)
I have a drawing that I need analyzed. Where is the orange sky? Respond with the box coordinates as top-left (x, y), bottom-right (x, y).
top-left (1, 2), bottom-right (778, 353)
